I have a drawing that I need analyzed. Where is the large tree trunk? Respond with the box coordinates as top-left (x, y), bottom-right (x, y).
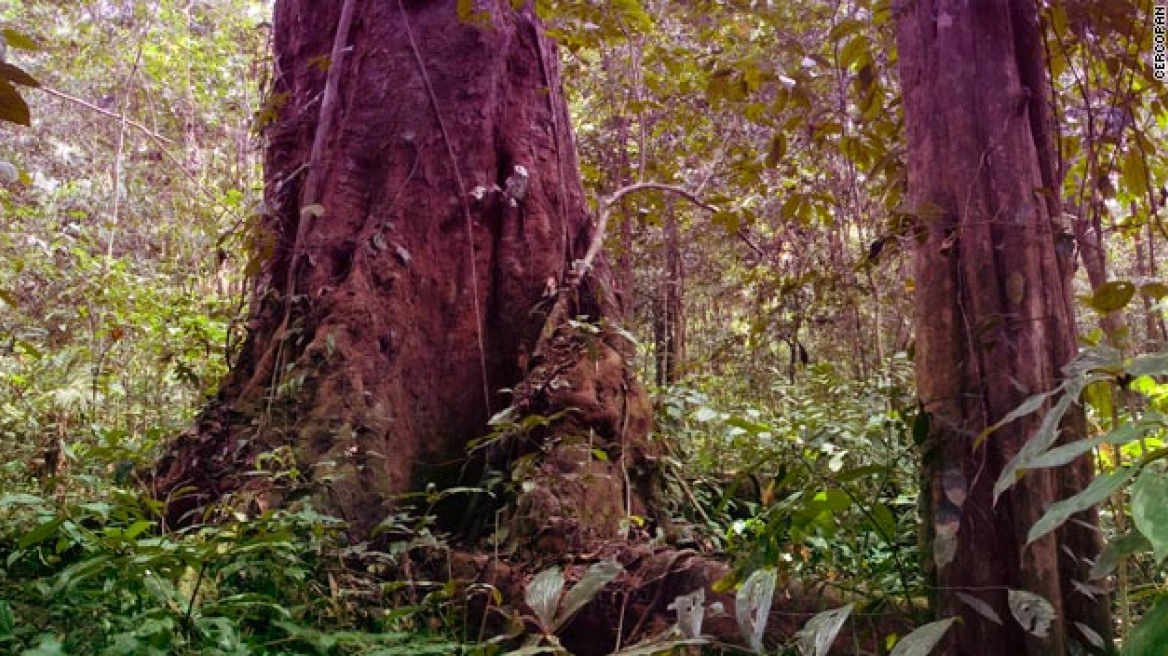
top-left (152, 0), bottom-right (654, 541)
top-left (895, 0), bottom-right (1112, 653)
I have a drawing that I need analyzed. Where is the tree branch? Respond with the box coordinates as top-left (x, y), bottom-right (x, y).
top-left (39, 85), bottom-right (173, 144)
top-left (577, 182), bottom-right (760, 277)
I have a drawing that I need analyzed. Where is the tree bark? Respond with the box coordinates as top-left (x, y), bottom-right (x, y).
top-left (895, 0), bottom-right (1112, 653)
top-left (655, 202), bottom-right (683, 387)
top-left (152, 0), bottom-right (655, 542)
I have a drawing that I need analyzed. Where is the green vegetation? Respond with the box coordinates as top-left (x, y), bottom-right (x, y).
top-left (2, 0), bottom-right (1167, 654)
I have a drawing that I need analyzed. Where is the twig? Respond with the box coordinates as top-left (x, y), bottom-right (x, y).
top-left (45, 83), bottom-right (238, 221)
top-left (580, 182), bottom-right (753, 277)
top-left (39, 85), bottom-right (173, 144)
top-left (534, 182), bottom-right (743, 360)
top-left (108, 42), bottom-right (146, 260)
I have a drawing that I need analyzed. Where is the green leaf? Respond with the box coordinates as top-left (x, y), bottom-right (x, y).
top-left (1, 29), bottom-right (39, 51)
top-left (1121, 595), bottom-right (1168, 656)
top-left (978, 385), bottom-right (1059, 449)
top-left (993, 382), bottom-right (1080, 503)
top-left (796, 604), bottom-right (853, 656)
top-left (888, 618), bottom-right (956, 656)
top-left (0, 493), bottom-right (45, 508)
top-left (49, 554), bottom-right (114, 595)
top-left (1122, 148), bottom-right (1149, 199)
top-left (122, 520), bottom-right (154, 540)
top-left (693, 406), bottom-right (717, 422)
top-left (1027, 467), bottom-right (1136, 544)
top-left (736, 567), bottom-right (776, 652)
top-left (838, 36), bottom-right (868, 69)
top-left (828, 18), bottom-right (865, 41)
top-left (806, 489), bottom-right (851, 516)
top-left (554, 560), bottom-right (621, 631)
top-left (765, 132), bottom-right (787, 167)
top-left (611, 0), bottom-right (653, 31)
top-left (867, 502), bottom-right (897, 537)
top-left (1127, 353), bottom-right (1168, 377)
top-left (1085, 280), bottom-right (1136, 313)
top-left (1025, 421), bottom-right (1147, 470)
top-left (20, 635), bottom-right (66, 656)
top-left (1131, 470), bottom-right (1168, 563)
top-left (525, 566), bottom-right (563, 632)
top-left (18, 517), bottom-right (66, 549)
top-left (1141, 282), bottom-right (1168, 300)
top-left (1090, 531), bottom-right (1150, 580)
top-left (0, 600), bottom-right (14, 635)
top-left (1082, 380), bottom-right (1113, 418)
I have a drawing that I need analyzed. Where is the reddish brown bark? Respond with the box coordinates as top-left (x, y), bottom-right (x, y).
top-left (153, 0), bottom-right (654, 540)
top-left (895, 0), bottom-right (1112, 653)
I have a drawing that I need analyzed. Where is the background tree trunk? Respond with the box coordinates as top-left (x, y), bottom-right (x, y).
top-left (654, 202), bottom-right (683, 387)
top-left (153, 0), bottom-right (654, 540)
top-left (895, 0), bottom-right (1112, 653)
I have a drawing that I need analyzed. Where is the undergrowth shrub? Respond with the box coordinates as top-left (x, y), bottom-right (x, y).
top-left (654, 355), bottom-right (926, 613)
top-left (0, 478), bottom-right (467, 655)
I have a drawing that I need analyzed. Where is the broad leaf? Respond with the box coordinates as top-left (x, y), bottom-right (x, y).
top-left (1027, 467), bottom-right (1136, 544)
top-left (1121, 595), bottom-right (1168, 656)
top-left (667, 589), bottom-right (706, 639)
top-left (1026, 421), bottom-right (1144, 470)
top-left (1130, 470), bottom-right (1168, 563)
top-left (1074, 621), bottom-right (1106, 650)
top-left (994, 383), bottom-right (1080, 503)
top-left (796, 604), bottom-right (853, 656)
top-left (1140, 282), bottom-right (1168, 300)
top-left (1127, 352), bottom-right (1168, 377)
top-left (610, 638), bottom-right (708, 656)
top-left (555, 560), bottom-right (622, 630)
top-left (0, 62), bottom-right (39, 87)
top-left (1085, 280), bottom-right (1136, 313)
top-left (979, 386), bottom-right (1057, 446)
top-left (1, 29), bottom-right (38, 51)
top-left (888, 617), bottom-right (956, 656)
top-left (525, 566), bottom-right (563, 632)
top-left (18, 517), bottom-right (65, 549)
top-left (955, 592), bottom-right (1001, 625)
top-left (1007, 589), bottom-right (1055, 638)
top-left (1090, 531), bottom-right (1151, 580)
top-left (736, 567), bottom-right (777, 653)
top-left (0, 78), bottom-right (30, 125)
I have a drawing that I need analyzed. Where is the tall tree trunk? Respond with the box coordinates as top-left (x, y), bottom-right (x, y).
top-left (1072, 208), bottom-right (1127, 348)
top-left (1136, 215), bottom-right (1167, 349)
top-left (153, 0), bottom-right (654, 541)
top-left (655, 202), bottom-right (683, 386)
top-left (895, 0), bottom-right (1112, 653)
